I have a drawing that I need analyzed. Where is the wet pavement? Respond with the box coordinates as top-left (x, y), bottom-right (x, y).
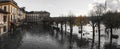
top-left (0, 24), bottom-right (90, 49)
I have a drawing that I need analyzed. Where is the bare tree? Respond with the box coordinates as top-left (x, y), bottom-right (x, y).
top-left (103, 11), bottom-right (120, 49)
top-left (67, 13), bottom-right (76, 49)
top-left (75, 16), bottom-right (89, 39)
top-left (89, 11), bottom-right (98, 49)
top-left (90, 3), bottom-right (106, 49)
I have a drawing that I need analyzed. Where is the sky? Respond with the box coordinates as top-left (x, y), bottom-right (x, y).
top-left (15, 0), bottom-right (120, 17)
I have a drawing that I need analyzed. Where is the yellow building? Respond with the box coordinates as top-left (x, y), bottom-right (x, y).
top-left (0, 0), bottom-right (19, 31)
top-left (0, 9), bottom-right (9, 35)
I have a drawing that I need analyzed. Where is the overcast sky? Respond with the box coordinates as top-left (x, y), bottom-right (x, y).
top-left (15, 0), bottom-right (120, 17)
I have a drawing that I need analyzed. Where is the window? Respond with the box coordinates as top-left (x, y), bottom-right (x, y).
top-left (3, 16), bottom-right (7, 22)
top-left (2, 5), bottom-right (7, 12)
top-left (0, 14), bottom-right (2, 22)
top-left (12, 7), bottom-right (14, 13)
top-left (3, 26), bottom-right (6, 32)
top-left (14, 15), bottom-right (15, 19)
top-left (11, 6), bottom-right (12, 12)
top-left (0, 28), bottom-right (1, 34)
top-left (11, 15), bottom-right (12, 20)
top-left (4, 6), bottom-right (7, 11)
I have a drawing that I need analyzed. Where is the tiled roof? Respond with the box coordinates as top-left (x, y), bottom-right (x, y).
top-left (0, 0), bottom-right (18, 5)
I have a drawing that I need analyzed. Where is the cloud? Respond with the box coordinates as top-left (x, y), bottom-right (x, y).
top-left (106, 0), bottom-right (120, 11)
top-left (88, 4), bottom-right (95, 10)
top-left (89, 0), bottom-right (120, 12)
top-left (93, 0), bottom-right (105, 3)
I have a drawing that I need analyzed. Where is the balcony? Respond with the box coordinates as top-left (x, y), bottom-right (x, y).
top-left (0, 23), bottom-right (5, 27)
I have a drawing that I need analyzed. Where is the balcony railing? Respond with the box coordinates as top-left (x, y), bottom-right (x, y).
top-left (0, 23), bottom-right (5, 27)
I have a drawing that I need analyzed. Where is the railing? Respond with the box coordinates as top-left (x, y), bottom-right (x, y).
top-left (0, 23), bottom-right (5, 27)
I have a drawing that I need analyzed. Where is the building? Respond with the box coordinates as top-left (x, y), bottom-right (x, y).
top-left (26, 11), bottom-right (50, 23)
top-left (18, 7), bottom-right (26, 25)
top-left (0, 0), bottom-right (19, 31)
top-left (0, 9), bottom-right (9, 35)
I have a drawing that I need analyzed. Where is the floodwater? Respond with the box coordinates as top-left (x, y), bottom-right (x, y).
top-left (0, 24), bottom-right (90, 49)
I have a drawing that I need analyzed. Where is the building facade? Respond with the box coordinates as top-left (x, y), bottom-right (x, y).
top-left (0, 9), bottom-right (9, 35)
top-left (18, 7), bottom-right (26, 25)
top-left (26, 11), bottom-right (50, 23)
top-left (0, 0), bottom-right (19, 31)
top-left (0, 0), bottom-right (26, 35)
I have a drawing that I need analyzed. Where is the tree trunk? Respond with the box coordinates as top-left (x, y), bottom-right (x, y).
top-left (110, 27), bottom-right (113, 49)
top-left (98, 22), bottom-right (101, 49)
top-left (56, 23), bottom-right (59, 38)
top-left (57, 23), bottom-right (58, 28)
top-left (91, 24), bottom-right (95, 49)
top-left (81, 24), bottom-right (83, 40)
top-left (61, 22), bottom-right (63, 38)
top-left (65, 22), bottom-right (67, 35)
top-left (69, 22), bottom-right (73, 49)
top-left (70, 23), bottom-right (73, 39)
top-left (61, 22), bottom-right (63, 33)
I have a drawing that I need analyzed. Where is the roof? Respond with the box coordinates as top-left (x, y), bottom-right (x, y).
top-left (26, 11), bottom-right (50, 14)
top-left (19, 7), bottom-right (26, 13)
top-left (0, 0), bottom-right (18, 5)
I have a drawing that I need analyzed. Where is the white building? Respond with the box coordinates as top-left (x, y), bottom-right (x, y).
top-left (26, 11), bottom-right (50, 23)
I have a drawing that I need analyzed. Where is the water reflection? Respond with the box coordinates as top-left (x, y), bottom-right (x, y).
top-left (0, 29), bottom-right (24, 49)
top-left (52, 26), bottom-right (91, 49)
top-left (0, 24), bottom-right (90, 49)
